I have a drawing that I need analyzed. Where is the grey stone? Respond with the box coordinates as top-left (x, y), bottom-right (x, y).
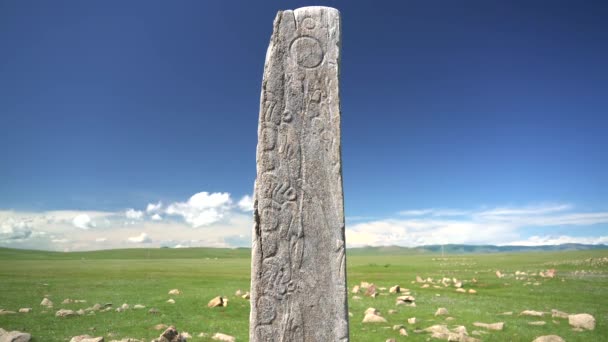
top-left (0, 329), bottom-right (31, 342)
top-left (249, 6), bottom-right (347, 342)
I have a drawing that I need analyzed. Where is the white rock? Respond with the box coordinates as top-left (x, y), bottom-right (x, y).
top-left (69, 335), bottom-right (104, 342)
top-left (40, 298), bottom-right (53, 307)
top-left (568, 313), bottom-right (595, 330)
top-left (520, 310), bottom-right (545, 317)
top-left (55, 309), bottom-right (76, 317)
top-left (435, 307), bottom-right (449, 316)
top-left (362, 313), bottom-right (387, 323)
top-left (211, 333), bottom-right (235, 342)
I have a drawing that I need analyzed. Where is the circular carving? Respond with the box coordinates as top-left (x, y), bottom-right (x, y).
top-left (291, 36), bottom-right (324, 69)
top-left (302, 17), bottom-right (316, 30)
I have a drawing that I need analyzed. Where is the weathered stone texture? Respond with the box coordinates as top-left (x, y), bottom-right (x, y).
top-left (250, 6), bottom-right (348, 342)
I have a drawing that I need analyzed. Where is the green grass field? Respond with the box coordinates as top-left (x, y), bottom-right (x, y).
top-left (0, 247), bottom-right (606, 341)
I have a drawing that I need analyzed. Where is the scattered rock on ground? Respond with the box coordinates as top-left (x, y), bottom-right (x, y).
top-left (362, 308), bottom-right (387, 323)
top-left (148, 308), bottom-right (160, 315)
top-left (168, 289), bottom-right (181, 295)
top-left (473, 322), bottom-right (504, 331)
top-left (352, 285), bottom-right (360, 293)
top-left (424, 325), bottom-right (450, 335)
top-left (568, 313), bottom-right (595, 330)
top-left (40, 298), bottom-right (53, 307)
top-left (18, 308), bottom-right (32, 313)
top-left (208, 296), bottom-right (225, 308)
top-left (532, 335), bottom-right (565, 342)
top-left (69, 335), bottom-right (104, 342)
top-left (408, 317), bottom-right (418, 324)
top-left (234, 290), bottom-right (242, 297)
top-left (241, 292), bottom-right (250, 300)
top-left (0, 328), bottom-right (31, 342)
top-left (166, 299), bottom-right (175, 304)
top-left (133, 304), bottom-right (145, 309)
top-left (399, 328), bottom-right (408, 336)
top-left (389, 285), bottom-right (400, 293)
top-left (364, 284), bottom-right (377, 297)
top-left (0, 310), bottom-right (16, 315)
top-left (56, 309), bottom-right (76, 317)
top-left (396, 295), bottom-right (416, 306)
top-left (468, 289), bottom-right (477, 294)
top-left (551, 310), bottom-right (568, 319)
top-left (211, 333), bottom-right (235, 342)
top-left (424, 324), bottom-right (480, 341)
top-left (152, 325), bottom-right (187, 342)
top-left (435, 308), bottom-right (449, 316)
top-left (520, 310), bottom-right (545, 317)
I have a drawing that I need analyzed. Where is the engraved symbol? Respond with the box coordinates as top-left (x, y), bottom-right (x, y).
top-left (291, 36), bottom-right (324, 69)
top-left (257, 296), bottom-right (277, 324)
top-left (282, 111), bottom-right (292, 123)
top-left (302, 17), bottom-right (316, 30)
top-left (261, 124), bottom-right (277, 151)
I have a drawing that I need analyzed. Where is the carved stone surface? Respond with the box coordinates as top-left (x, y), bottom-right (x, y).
top-left (249, 6), bottom-right (348, 342)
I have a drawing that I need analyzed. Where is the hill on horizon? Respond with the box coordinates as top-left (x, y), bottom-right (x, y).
top-left (0, 243), bottom-right (606, 260)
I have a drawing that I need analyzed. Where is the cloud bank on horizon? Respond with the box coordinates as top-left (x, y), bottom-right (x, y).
top-left (0, 192), bottom-right (607, 251)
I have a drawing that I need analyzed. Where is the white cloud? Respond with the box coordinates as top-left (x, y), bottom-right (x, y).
top-left (127, 232), bottom-right (151, 243)
top-left (0, 219), bottom-right (33, 242)
top-left (504, 235), bottom-right (608, 246)
top-left (146, 202), bottom-right (162, 213)
top-left (476, 204), bottom-right (572, 218)
top-left (238, 195), bottom-right (254, 212)
top-left (0, 196), bottom-right (250, 251)
top-left (347, 219), bottom-right (516, 247)
top-left (125, 208), bottom-right (144, 220)
top-left (347, 203), bottom-right (608, 247)
top-left (52, 238), bottom-right (69, 243)
top-left (72, 214), bottom-right (95, 230)
top-left (165, 192), bottom-right (232, 227)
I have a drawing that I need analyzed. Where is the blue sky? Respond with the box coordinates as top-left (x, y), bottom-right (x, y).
top-left (1, 1), bottom-right (607, 250)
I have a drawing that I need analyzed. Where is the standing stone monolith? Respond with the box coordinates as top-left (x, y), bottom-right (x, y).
top-left (249, 6), bottom-right (348, 342)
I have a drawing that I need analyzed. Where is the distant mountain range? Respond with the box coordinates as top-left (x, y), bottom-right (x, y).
top-left (0, 243), bottom-right (606, 259)
top-left (347, 243), bottom-right (608, 255)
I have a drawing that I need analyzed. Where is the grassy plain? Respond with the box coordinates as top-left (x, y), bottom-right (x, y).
top-left (0, 247), bottom-right (606, 341)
